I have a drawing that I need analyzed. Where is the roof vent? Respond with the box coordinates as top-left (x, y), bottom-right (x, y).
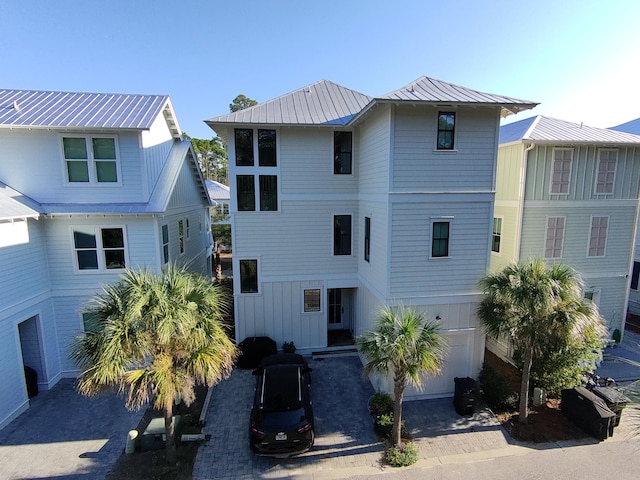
top-left (13, 100), bottom-right (20, 111)
top-left (408, 84), bottom-right (415, 93)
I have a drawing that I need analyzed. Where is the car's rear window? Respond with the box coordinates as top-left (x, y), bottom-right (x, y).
top-left (261, 364), bottom-right (302, 411)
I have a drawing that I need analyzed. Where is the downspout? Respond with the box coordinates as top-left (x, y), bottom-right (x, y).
top-left (514, 142), bottom-right (535, 260)
top-left (622, 146), bottom-right (640, 341)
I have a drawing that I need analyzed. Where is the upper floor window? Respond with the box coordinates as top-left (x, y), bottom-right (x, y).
top-left (234, 128), bottom-right (277, 167)
top-left (364, 216), bottom-right (371, 262)
top-left (258, 129), bottom-right (277, 166)
top-left (161, 224), bottom-right (169, 264)
top-left (492, 217), bottom-right (502, 253)
top-left (178, 220), bottom-right (185, 254)
top-left (437, 112), bottom-right (455, 150)
top-left (334, 214), bottom-right (352, 256)
top-left (544, 216), bottom-right (565, 258)
top-left (588, 216), bottom-right (608, 257)
top-left (185, 218), bottom-right (191, 239)
top-left (240, 259), bottom-right (258, 293)
top-left (631, 262), bottom-right (640, 290)
top-left (73, 226), bottom-right (126, 271)
top-left (595, 150), bottom-right (617, 194)
top-left (334, 131), bottom-right (353, 174)
top-left (431, 221), bottom-right (450, 257)
top-left (551, 149), bottom-right (572, 194)
top-left (234, 129), bottom-right (254, 166)
top-left (63, 136), bottom-right (119, 184)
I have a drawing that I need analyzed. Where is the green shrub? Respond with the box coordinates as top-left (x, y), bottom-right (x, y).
top-left (478, 364), bottom-right (518, 412)
top-left (374, 413), bottom-right (408, 440)
top-left (385, 442), bottom-right (418, 467)
top-left (613, 329), bottom-right (622, 344)
top-left (282, 341), bottom-right (296, 353)
top-left (368, 392), bottom-right (394, 417)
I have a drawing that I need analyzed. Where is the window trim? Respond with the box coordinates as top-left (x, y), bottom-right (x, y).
top-left (544, 216), bottom-right (565, 259)
top-left (550, 148), bottom-right (573, 195)
top-left (239, 258), bottom-right (259, 294)
top-left (61, 134), bottom-right (121, 185)
top-left (491, 216), bottom-right (502, 254)
top-left (333, 214), bottom-right (353, 256)
top-left (587, 215), bottom-right (609, 258)
top-left (302, 288), bottom-right (322, 313)
top-left (71, 225), bottom-right (128, 273)
top-left (594, 149), bottom-right (618, 195)
top-left (436, 112), bottom-right (456, 151)
top-left (333, 131), bottom-right (353, 175)
top-left (430, 218), bottom-right (452, 259)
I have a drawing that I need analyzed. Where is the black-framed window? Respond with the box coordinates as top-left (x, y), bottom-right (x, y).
top-left (437, 112), bottom-right (455, 150)
top-left (431, 221), bottom-right (449, 257)
top-left (258, 129), bottom-right (277, 166)
top-left (161, 224), bottom-right (169, 264)
top-left (178, 220), bottom-right (185, 254)
top-left (234, 128), bottom-right (254, 166)
top-left (304, 289), bottom-right (321, 312)
top-left (492, 217), bottom-right (502, 253)
top-left (237, 175), bottom-right (255, 211)
top-left (73, 227), bottom-right (126, 271)
top-left (259, 175), bottom-right (278, 211)
top-left (240, 259), bottom-right (258, 293)
top-left (364, 216), bottom-right (370, 262)
top-left (334, 215), bottom-right (352, 256)
top-left (631, 262), bottom-right (640, 290)
top-left (334, 131), bottom-right (352, 174)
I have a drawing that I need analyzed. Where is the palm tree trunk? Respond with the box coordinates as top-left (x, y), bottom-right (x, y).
top-left (392, 379), bottom-right (404, 448)
top-left (164, 408), bottom-right (177, 466)
top-left (519, 345), bottom-right (534, 424)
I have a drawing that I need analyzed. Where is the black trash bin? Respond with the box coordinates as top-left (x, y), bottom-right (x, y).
top-left (24, 366), bottom-right (38, 398)
top-left (561, 387), bottom-right (616, 440)
top-left (454, 377), bottom-right (478, 416)
top-left (237, 336), bottom-right (277, 369)
top-left (591, 386), bottom-right (630, 427)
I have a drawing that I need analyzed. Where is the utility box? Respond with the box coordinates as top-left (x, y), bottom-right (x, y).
top-left (139, 415), bottom-right (182, 452)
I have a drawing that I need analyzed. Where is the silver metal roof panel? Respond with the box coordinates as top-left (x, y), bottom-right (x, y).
top-left (610, 117), bottom-right (640, 136)
top-left (0, 89), bottom-right (172, 130)
top-left (0, 183), bottom-right (42, 220)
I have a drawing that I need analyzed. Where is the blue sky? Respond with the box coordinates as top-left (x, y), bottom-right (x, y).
top-left (1, 0), bottom-right (639, 138)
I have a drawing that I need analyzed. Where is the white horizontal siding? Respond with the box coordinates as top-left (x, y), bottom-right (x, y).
top-left (357, 200), bottom-right (389, 296)
top-left (358, 106), bottom-right (390, 194)
top-left (142, 113), bottom-right (174, 195)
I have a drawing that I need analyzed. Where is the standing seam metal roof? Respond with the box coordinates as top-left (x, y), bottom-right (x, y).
top-left (0, 89), bottom-right (171, 130)
top-left (610, 117), bottom-right (640, 136)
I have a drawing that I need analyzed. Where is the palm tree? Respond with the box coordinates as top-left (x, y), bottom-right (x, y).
top-left (70, 265), bottom-right (238, 465)
top-left (358, 306), bottom-right (447, 447)
top-left (478, 258), bottom-right (606, 423)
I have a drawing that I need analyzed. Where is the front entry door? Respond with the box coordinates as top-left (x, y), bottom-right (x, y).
top-left (328, 288), bottom-right (343, 330)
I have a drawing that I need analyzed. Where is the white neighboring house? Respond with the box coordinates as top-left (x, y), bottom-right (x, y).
top-left (0, 89), bottom-right (212, 430)
top-left (206, 179), bottom-right (231, 222)
top-left (206, 77), bottom-right (536, 398)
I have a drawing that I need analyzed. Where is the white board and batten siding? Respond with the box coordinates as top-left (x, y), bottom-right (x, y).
top-left (141, 113), bottom-right (176, 195)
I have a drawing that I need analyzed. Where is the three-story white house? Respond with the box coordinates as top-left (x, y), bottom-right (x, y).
top-left (206, 77), bottom-right (535, 398)
top-left (489, 115), bottom-right (640, 359)
top-left (0, 89), bottom-right (212, 429)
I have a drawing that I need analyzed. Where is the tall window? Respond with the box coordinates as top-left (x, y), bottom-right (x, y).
top-left (161, 224), bottom-right (169, 264)
top-left (595, 150), bottom-right (617, 194)
top-left (185, 218), bottom-right (190, 239)
top-left (631, 262), bottom-right (640, 290)
top-left (258, 129), bottom-right (277, 166)
top-left (63, 136), bottom-right (118, 183)
top-left (334, 215), bottom-right (352, 255)
top-left (237, 175), bottom-right (255, 211)
top-left (178, 220), bottom-right (184, 254)
top-left (240, 259), bottom-right (258, 293)
top-left (492, 217), bottom-right (502, 253)
top-left (437, 112), bottom-right (455, 150)
top-left (588, 216), bottom-right (608, 257)
top-left (234, 129), bottom-right (279, 212)
top-left (364, 216), bottom-right (371, 262)
top-left (259, 175), bottom-right (278, 211)
top-left (544, 216), bottom-right (565, 258)
top-left (234, 129), bottom-right (253, 166)
top-left (431, 221), bottom-right (450, 257)
top-left (334, 131), bottom-right (353, 174)
top-left (73, 227), bottom-right (126, 271)
top-left (551, 149), bottom-right (572, 194)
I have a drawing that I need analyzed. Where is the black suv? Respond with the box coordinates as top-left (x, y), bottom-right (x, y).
top-left (249, 353), bottom-right (314, 456)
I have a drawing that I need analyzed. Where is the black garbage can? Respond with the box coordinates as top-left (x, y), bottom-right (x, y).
top-left (561, 387), bottom-right (616, 440)
top-left (454, 377), bottom-right (478, 415)
top-left (591, 386), bottom-right (630, 427)
top-left (237, 336), bottom-right (277, 369)
top-left (24, 366), bottom-right (38, 398)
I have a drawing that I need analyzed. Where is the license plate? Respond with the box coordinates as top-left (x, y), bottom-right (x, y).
top-left (275, 432), bottom-right (287, 441)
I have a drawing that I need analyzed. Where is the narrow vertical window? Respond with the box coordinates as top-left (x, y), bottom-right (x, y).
top-left (185, 218), bottom-right (190, 239)
top-left (437, 112), bottom-right (455, 150)
top-left (237, 175), bottom-right (255, 211)
top-left (92, 138), bottom-right (117, 182)
top-left (551, 149), bottom-right (572, 194)
top-left (364, 216), bottom-right (371, 262)
top-left (492, 217), bottom-right (502, 253)
top-left (631, 262), bottom-right (640, 290)
top-left (198, 214), bottom-right (203, 233)
top-left (259, 175), bottom-right (278, 211)
top-left (595, 150), bottom-right (617, 194)
top-left (431, 221), bottom-right (450, 257)
top-left (544, 216), bottom-right (565, 258)
top-left (178, 220), bottom-right (184, 254)
top-left (588, 216), bottom-right (608, 257)
top-left (73, 230), bottom-right (98, 269)
top-left (162, 224), bottom-right (169, 264)
top-left (334, 131), bottom-right (353, 174)
top-left (234, 128), bottom-right (254, 166)
top-left (240, 259), bottom-right (258, 293)
top-left (334, 215), bottom-right (352, 256)
top-left (101, 228), bottom-right (125, 269)
top-left (258, 129), bottom-right (277, 166)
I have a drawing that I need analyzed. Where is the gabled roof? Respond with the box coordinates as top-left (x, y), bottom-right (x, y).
top-left (0, 89), bottom-right (181, 136)
top-left (610, 117), bottom-right (640, 135)
top-left (0, 182), bottom-right (42, 221)
top-left (205, 179), bottom-right (230, 203)
top-left (206, 80), bottom-right (372, 127)
top-left (500, 115), bottom-right (640, 145)
top-left (375, 76), bottom-right (537, 117)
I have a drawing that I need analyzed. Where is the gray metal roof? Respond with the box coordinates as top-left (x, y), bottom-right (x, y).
top-left (0, 183), bottom-right (42, 221)
top-left (376, 76), bottom-right (537, 117)
top-left (500, 116), bottom-right (640, 145)
top-left (610, 117), bottom-right (640, 136)
top-left (0, 89), bottom-right (178, 133)
top-left (206, 80), bottom-right (372, 127)
top-left (205, 179), bottom-right (230, 202)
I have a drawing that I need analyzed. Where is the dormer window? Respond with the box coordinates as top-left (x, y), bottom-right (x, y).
top-left (63, 136), bottom-right (119, 184)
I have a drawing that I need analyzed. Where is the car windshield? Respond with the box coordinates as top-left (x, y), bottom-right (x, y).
top-left (261, 364), bottom-right (302, 411)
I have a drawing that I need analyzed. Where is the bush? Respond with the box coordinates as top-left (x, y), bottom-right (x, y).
top-left (368, 392), bottom-right (394, 417)
top-left (385, 442), bottom-right (418, 467)
top-left (282, 341), bottom-right (296, 353)
top-left (374, 413), bottom-right (408, 440)
top-left (478, 364), bottom-right (518, 412)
